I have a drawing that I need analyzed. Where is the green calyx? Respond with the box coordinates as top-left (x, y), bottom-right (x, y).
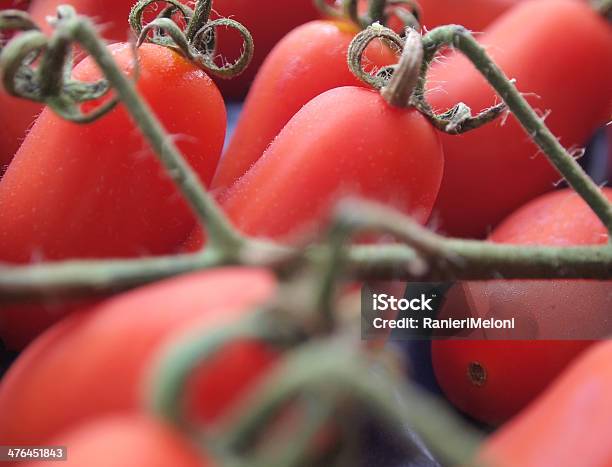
top-left (129, 0), bottom-right (254, 79)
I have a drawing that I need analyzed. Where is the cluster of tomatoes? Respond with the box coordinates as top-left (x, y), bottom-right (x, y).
top-left (0, 0), bottom-right (611, 465)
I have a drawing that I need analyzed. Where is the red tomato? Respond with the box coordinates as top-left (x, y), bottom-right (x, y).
top-left (21, 416), bottom-right (208, 467)
top-left (0, 268), bottom-right (278, 444)
top-left (427, 0), bottom-right (612, 238)
top-left (0, 0), bottom-right (29, 8)
top-left (207, 86), bottom-right (443, 244)
top-left (213, 20), bottom-right (398, 191)
top-left (0, 42), bottom-right (225, 348)
top-left (210, 0), bottom-right (320, 100)
top-left (432, 188), bottom-right (612, 425)
top-left (480, 340), bottom-right (612, 467)
top-left (418, 0), bottom-right (521, 31)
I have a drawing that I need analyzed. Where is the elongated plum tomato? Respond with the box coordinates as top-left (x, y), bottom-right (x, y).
top-left (210, 0), bottom-right (320, 99)
top-left (209, 86), bottom-right (443, 244)
top-left (432, 188), bottom-right (612, 425)
top-left (480, 340), bottom-right (612, 467)
top-left (21, 416), bottom-right (208, 467)
top-left (427, 0), bottom-right (612, 238)
top-left (0, 42), bottom-right (225, 349)
top-left (1, 43), bottom-right (224, 259)
top-left (212, 20), bottom-right (398, 191)
top-left (0, 268), bottom-right (278, 444)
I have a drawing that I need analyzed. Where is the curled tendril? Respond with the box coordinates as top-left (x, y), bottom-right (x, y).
top-left (412, 25), bottom-right (507, 134)
top-left (129, 0), bottom-right (254, 79)
top-left (347, 23), bottom-right (405, 90)
top-left (0, 7), bottom-right (120, 123)
top-left (348, 24), bottom-right (506, 134)
top-left (417, 101), bottom-right (507, 135)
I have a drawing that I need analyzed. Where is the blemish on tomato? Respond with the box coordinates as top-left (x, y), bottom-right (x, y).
top-left (468, 361), bottom-right (487, 387)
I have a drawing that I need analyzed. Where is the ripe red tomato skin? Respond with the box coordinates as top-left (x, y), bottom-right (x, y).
top-left (210, 0), bottom-right (320, 100)
top-left (428, 0), bottom-right (612, 238)
top-left (432, 189), bottom-right (612, 426)
top-left (219, 86), bottom-right (443, 242)
top-left (213, 20), bottom-right (398, 191)
top-left (433, 339), bottom-right (592, 425)
top-left (20, 416), bottom-right (209, 467)
top-left (0, 91), bottom-right (42, 171)
top-left (0, 268), bottom-right (277, 445)
top-left (480, 340), bottom-right (612, 467)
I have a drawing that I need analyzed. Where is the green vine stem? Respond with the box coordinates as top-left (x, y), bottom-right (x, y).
top-left (147, 315), bottom-right (304, 439)
top-left (146, 315), bottom-right (480, 465)
top-left (2, 225), bottom-right (610, 302)
top-left (216, 339), bottom-right (482, 466)
top-left (337, 199), bottom-right (612, 281)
